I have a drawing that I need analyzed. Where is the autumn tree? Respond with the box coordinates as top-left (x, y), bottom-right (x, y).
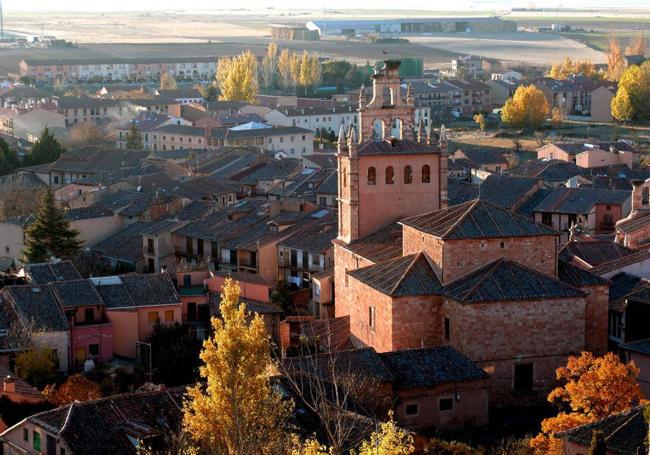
top-left (473, 113), bottom-right (486, 131)
top-left (125, 123), bottom-right (143, 150)
top-left (46, 374), bottom-right (102, 405)
top-left (15, 348), bottom-right (57, 389)
top-left (530, 352), bottom-right (643, 455)
top-left (625, 32), bottom-right (647, 56)
top-left (0, 137), bottom-right (19, 176)
top-left (26, 127), bottom-right (65, 166)
top-left (299, 50), bottom-right (321, 96)
top-left (611, 61), bottom-right (650, 121)
top-left (68, 122), bottom-right (104, 146)
top-left (183, 278), bottom-right (292, 454)
top-left (160, 72), bottom-right (177, 90)
top-left (549, 57), bottom-right (600, 80)
top-left (261, 42), bottom-right (278, 94)
top-left (291, 438), bottom-right (332, 455)
top-left (551, 106), bottom-right (567, 127)
top-left (216, 51), bottom-right (259, 103)
top-left (278, 49), bottom-right (294, 95)
top-left (501, 85), bottom-right (549, 130)
top-left (356, 411), bottom-right (414, 455)
top-left (23, 188), bottom-right (83, 263)
top-left (607, 34), bottom-right (627, 81)
top-left (290, 51), bottom-right (302, 93)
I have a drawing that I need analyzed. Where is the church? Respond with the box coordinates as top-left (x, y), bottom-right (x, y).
top-left (332, 61), bottom-right (609, 406)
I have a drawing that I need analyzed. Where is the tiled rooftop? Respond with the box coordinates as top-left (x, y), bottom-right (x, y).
top-left (401, 199), bottom-right (558, 240)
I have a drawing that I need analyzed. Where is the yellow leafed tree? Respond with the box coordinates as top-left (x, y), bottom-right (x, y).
top-left (549, 57), bottom-right (599, 80)
top-left (261, 42), bottom-right (278, 94)
top-left (530, 352), bottom-right (643, 455)
top-left (607, 34), bottom-right (627, 81)
top-left (611, 61), bottom-right (650, 121)
top-left (278, 48), bottom-right (293, 95)
top-left (290, 51), bottom-right (302, 92)
top-left (216, 51), bottom-right (259, 103)
top-left (355, 411), bottom-right (414, 455)
top-left (183, 278), bottom-right (292, 455)
top-left (501, 84), bottom-right (549, 130)
top-left (299, 51), bottom-right (321, 95)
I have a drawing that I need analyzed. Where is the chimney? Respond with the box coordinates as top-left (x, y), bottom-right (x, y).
top-left (3, 376), bottom-right (16, 394)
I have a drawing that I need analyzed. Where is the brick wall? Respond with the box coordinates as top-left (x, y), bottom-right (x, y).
top-left (442, 296), bottom-right (585, 406)
top-left (403, 228), bottom-right (558, 283)
top-left (393, 380), bottom-right (489, 431)
top-left (391, 295), bottom-right (444, 351)
top-left (333, 243), bottom-right (374, 323)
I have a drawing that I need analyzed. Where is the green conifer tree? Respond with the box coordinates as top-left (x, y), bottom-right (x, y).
top-left (27, 127), bottom-right (66, 166)
top-left (125, 123), bottom-right (143, 150)
top-left (23, 188), bottom-right (82, 263)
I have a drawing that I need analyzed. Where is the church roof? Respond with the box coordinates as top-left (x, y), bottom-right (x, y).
top-left (344, 222), bottom-right (403, 263)
top-left (348, 253), bottom-right (442, 297)
top-left (443, 257), bottom-right (585, 303)
top-left (400, 199), bottom-right (558, 240)
top-left (356, 138), bottom-right (439, 156)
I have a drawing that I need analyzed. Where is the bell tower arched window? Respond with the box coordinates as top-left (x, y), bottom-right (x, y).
top-left (404, 166), bottom-right (413, 184)
top-left (385, 166), bottom-right (394, 185)
top-left (422, 165), bottom-right (431, 183)
top-left (367, 167), bottom-right (376, 185)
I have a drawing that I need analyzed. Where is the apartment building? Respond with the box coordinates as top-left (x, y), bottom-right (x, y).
top-left (410, 79), bottom-right (491, 119)
top-left (530, 76), bottom-right (617, 123)
top-left (57, 96), bottom-right (181, 126)
top-left (264, 104), bottom-right (359, 136)
top-left (20, 57), bottom-right (218, 83)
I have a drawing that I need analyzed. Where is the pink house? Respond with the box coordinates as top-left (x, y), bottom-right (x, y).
top-left (91, 273), bottom-right (182, 359)
top-left (49, 279), bottom-right (113, 369)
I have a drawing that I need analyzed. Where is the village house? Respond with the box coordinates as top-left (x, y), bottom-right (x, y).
top-left (0, 86), bottom-right (53, 108)
top-left (331, 60), bottom-right (609, 409)
top-left (91, 273), bottom-right (181, 359)
top-left (560, 405), bottom-right (646, 454)
top-left (615, 178), bottom-right (650, 249)
top-left (537, 141), bottom-right (638, 169)
top-left (560, 237), bottom-right (650, 279)
top-left (155, 88), bottom-right (204, 105)
top-left (620, 339), bottom-right (650, 397)
top-left (451, 148), bottom-right (509, 174)
top-left (116, 111), bottom-right (188, 150)
top-left (532, 186), bottom-right (631, 240)
top-left (57, 96), bottom-right (181, 127)
top-left (211, 123), bottom-right (315, 158)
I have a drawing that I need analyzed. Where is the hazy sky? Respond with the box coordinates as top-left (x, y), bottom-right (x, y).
top-left (3, 0), bottom-right (650, 12)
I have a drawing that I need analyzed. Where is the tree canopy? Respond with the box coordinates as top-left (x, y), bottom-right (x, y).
top-left (23, 188), bottom-right (83, 263)
top-left (549, 57), bottom-right (601, 80)
top-left (160, 72), bottom-right (177, 90)
top-left (611, 61), bottom-right (650, 122)
top-left (216, 51), bottom-right (259, 103)
top-left (0, 137), bottom-right (20, 176)
top-left (530, 352), bottom-right (643, 454)
top-left (26, 127), bottom-right (65, 166)
top-left (501, 85), bottom-right (549, 130)
top-left (183, 278), bottom-right (292, 454)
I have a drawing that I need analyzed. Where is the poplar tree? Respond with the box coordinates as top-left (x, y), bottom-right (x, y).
top-left (216, 51), bottom-right (259, 103)
top-left (183, 278), bottom-right (292, 455)
top-left (23, 188), bottom-right (82, 263)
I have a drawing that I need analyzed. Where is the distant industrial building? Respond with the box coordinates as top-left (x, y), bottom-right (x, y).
top-left (306, 17), bottom-right (516, 37)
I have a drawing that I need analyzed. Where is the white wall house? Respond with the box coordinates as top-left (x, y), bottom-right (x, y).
top-left (264, 105), bottom-right (359, 137)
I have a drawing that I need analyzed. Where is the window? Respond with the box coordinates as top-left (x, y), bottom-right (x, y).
top-left (61, 448), bottom-right (66, 455)
top-left (439, 398), bottom-right (454, 411)
top-left (88, 343), bottom-right (99, 356)
top-left (33, 431), bottom-right (41, 452)
top-left (147, 238), bottom-right (154, 254)
top-left (23, 428), bottom-right (28, 442)
top-left (444, 317), bottom-right (450, 340)
top-left (422, 165), bottom-right (431, 183)
top-left (385, 166), bottom-right (394, 184)
top-left (404, 165), bottom-right (413, 184)
top-left (148, 311), bottom-right (159, 324)
top-left (84, 308), bottom-right (94, 322)
top-left (186, 237), bottom-right (193, 254)
top-left (643, 187), bottom-right (649, 206)
top-left (164, 310), bottom-right (174, 322)
top-left (367, 167), bottom-right (376, 185)
top-left (197, 239), bottom-right (204, 256)
top-left (514, 363), bottom-right (534, 392)
top-left (609, 310), bottom-right (622, 339)
top-left (405, 403), bottom-right (418, 416)
top-left (368, 306), bottom-right (376, 328)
